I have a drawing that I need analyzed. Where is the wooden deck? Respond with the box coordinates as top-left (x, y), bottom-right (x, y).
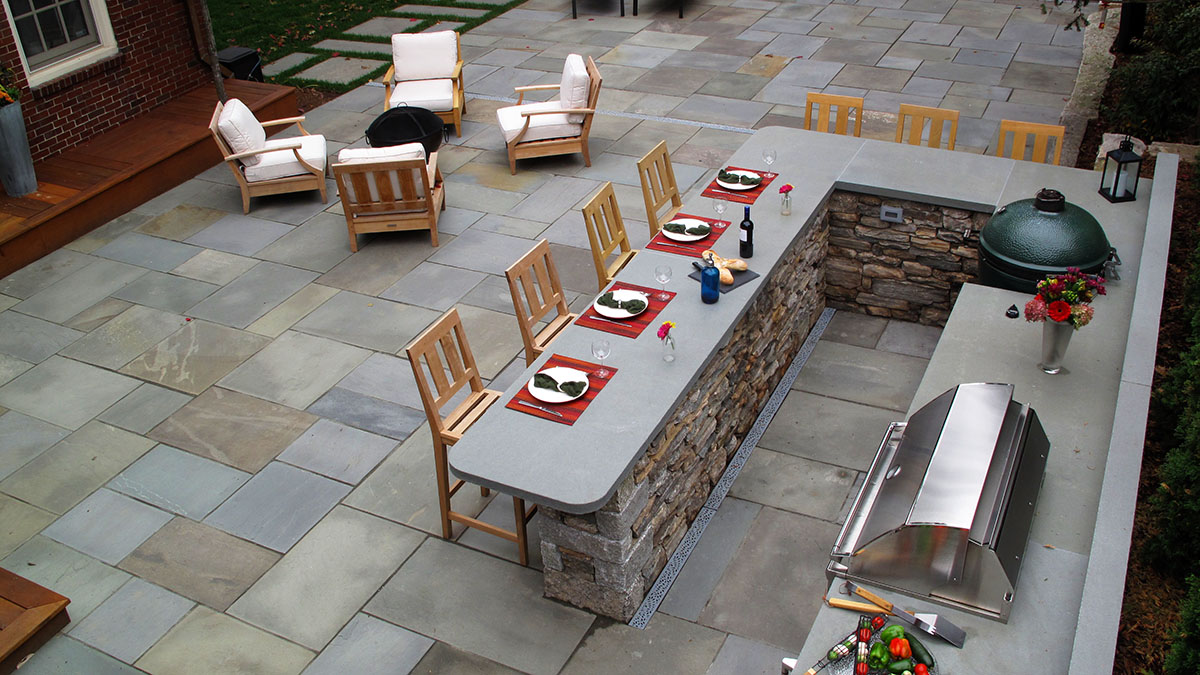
top-left (0, 79), bottom-right (297, 278)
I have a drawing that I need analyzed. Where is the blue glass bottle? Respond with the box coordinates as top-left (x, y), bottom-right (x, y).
top-left (701, 254), bottom-right (720, 304)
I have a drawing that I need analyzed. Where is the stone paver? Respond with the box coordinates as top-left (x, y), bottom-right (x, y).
top-left (43, 488), bottom-right (172, 564)
top-left (149, 387), bottom-right (316, 473)
top-left (68, 578), bottom-right (194, 664)
top-left (18, 636), bottom-right (143, 674)
top-left (228, 506), bottom-right (423, 649)
top-left (121, 517), bottom-right (280, 610)
top-left (136, 606), bottom-right (314, 675)
top-left (0, 421), bottom-right (153, 514)
top-left (204, 462), bottom-right (351, 553)
top-left (793, 340), bottom-right (929, 412)
top-left (109, 444), bottom-right (250, 519)
top-left (699, 507), bottom-right (841, 652)
top-left (2, 536), bottom-right (130, 627)
top-left (365, 537), bottom-right (594, 675)
top-left (276, 419), bottom-right (396, 484)
top-left (295, 57), bottom-right (385, 85)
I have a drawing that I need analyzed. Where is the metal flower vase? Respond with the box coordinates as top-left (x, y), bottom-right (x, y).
top-left (1039, 319), bottom-right (1074, 374)
top-left (0, 101), bottom-right (36, 197)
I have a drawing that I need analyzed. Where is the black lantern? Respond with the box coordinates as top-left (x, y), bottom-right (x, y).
top-left (1099, 136), bottom-right (1142, 203)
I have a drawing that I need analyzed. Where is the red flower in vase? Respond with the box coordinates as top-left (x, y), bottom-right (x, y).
top-left (1047, 300), bottom-right (1072, 322)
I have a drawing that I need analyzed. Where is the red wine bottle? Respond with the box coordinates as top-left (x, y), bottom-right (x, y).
top-left (739, 205), bottom-right (754, 258)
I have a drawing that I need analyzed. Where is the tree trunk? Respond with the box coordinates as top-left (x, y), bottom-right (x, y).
top-left (1113, 1), bottom-right (1147, 53)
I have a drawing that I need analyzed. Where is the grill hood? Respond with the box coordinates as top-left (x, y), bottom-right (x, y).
top-left (828, 382), bottom-right (1050, 622)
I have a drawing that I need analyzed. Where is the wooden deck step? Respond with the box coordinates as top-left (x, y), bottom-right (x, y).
top-left (0, 79), bottom-right (297, 278)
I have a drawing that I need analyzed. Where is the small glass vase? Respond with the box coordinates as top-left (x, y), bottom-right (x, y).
top-left (662, 337), bottom-right (675, 362)
top-left (1039, 319), bottom-right (1074, 374)
top-left (780, 192), bottom-right (792, 216)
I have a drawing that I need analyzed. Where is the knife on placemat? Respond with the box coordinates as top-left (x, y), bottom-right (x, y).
top-left (516, 400), bottom-right (564, 417)
top-left (833, 581), bottom-right (966, 648)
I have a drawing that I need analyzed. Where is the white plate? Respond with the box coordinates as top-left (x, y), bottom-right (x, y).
top-left (593, 288), bottom-right (649, 319)
top-left (527, 366), bottom-right (590, 404)
top-left (715, 169), bottom-right (762, 191)
top-left (661, 218), bottom-right (714, 243)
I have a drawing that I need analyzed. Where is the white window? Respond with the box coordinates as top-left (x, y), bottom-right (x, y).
top-left (4, 0), bottom-right (118, 87)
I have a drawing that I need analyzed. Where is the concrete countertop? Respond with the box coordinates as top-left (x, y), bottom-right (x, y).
top-left (449, 126), bottom-right (1157, 517)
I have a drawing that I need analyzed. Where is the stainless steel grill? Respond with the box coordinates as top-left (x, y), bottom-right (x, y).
top-left (828, 382), bottom-right (1050, 622)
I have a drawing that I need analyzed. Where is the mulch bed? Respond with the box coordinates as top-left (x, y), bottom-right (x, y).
top-left (1078, 52), bottom-right (1200, 675)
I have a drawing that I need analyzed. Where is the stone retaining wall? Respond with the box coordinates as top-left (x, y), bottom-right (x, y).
top-left (824, 191), bottom-right (988, 326)
top-left (538, 213), bottom-right (829, 620)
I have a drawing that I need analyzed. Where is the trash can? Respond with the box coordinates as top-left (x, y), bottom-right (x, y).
top-left (217, 47), bottom-right (264, 82)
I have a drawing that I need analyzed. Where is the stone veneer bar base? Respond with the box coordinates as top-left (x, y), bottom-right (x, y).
top-left (825, 190), bottom-right (987, 326)
top-left (537, 214), bottom-right (828, 620)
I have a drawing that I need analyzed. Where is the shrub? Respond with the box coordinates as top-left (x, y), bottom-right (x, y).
top-left (1106, 0), bottom-right (1200, 142)
top-left (1166, 576), bottom-right (1200, 674)
top-left (1150, 232), bottom-right (1200, 575)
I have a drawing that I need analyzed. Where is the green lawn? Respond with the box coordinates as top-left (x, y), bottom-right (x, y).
top-left (209, 0), bottom-right (524, 91)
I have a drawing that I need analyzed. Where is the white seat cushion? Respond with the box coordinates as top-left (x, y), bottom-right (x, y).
top-left (559, 54), bottom-right (589, 124)
top-left (217, 98), bottom-right (266, 167)
top-left (335, 150), bottom-right (439, 205)
top-left (496, 101), bottom-right (582, 144)
top-left (392, 31), bottom-right (457, 81)
top-left (244, 134), bottom-right (327, 182)
top-left (388, 79), bottom-right (454, 112)
top-left (337, 143), bottom-right (425, 164)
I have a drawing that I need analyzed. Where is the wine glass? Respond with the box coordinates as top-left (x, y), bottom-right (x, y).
top-left (762, 148), bottom-right (777, 167)
top-left (712, 197), bottom-right (728, 220)
top-left (591, 339), bottom-right (612, 380)
top-left (654, 265), bottom-right (672, 301)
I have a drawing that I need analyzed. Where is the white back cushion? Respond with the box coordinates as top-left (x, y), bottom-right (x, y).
top-left (337, 143), bottom-right (426, 164)
top-left (559, 54), bottom-right (590, 124)
top-left (217, 98), bottom-right (267, 167)
top-left (392, 31), bottom-right (458, 81)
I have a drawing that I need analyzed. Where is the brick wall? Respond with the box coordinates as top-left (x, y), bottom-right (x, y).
top-left (0, 0), bottom-right (210, 162)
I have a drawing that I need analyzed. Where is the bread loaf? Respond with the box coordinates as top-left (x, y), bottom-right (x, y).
top-left (701, 251), bottom-right (749, 284)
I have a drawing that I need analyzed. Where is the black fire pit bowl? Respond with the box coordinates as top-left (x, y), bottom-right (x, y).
top-left (366, 106), bottom-right (445, 158)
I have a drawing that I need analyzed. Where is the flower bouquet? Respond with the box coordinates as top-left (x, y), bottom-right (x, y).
top-left (1024, 268), bottom-right (1105, 373)
top-left (1023, 268), bottom-right (1106, 330)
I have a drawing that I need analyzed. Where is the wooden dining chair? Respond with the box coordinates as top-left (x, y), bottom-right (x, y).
top-left (582, 182), bottom-right (638, 292)
top-left (995, 120), bottom-right (1065, 165)
top-left (637, 140), bottom-right (682, 237)
top-left (803, 92), bottom-right (864, 137)
top-left (506, 239), bottom-right (578, 367)
top-left (406, 309), bottom-right (536, 565)
top-left (894, 104), bottom-right (959, 151)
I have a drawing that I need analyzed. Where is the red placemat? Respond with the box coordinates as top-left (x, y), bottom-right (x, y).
top-left (645, 214), bottom-right (731, 258)
top-left (700, 166), bottom-right (779, 204)
top-left (505, 354), bottom-right (615, 425)
top-left (575, 282), bottom-right (675, 339)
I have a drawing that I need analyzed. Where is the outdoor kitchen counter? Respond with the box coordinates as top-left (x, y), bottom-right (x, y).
top-left (451, 126), bottom-right (1153, 516)
top-left (792, 157), bottom-right (1176, 671)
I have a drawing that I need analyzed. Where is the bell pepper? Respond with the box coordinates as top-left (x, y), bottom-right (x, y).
top-left (880, 624), bottom-right (905, 644)
top-left (868, 642), bottom-right (891, 669)
top-left (914, 665), bottom-right (929, 675)
top-left (890, 637), bottom-right (912, 659)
